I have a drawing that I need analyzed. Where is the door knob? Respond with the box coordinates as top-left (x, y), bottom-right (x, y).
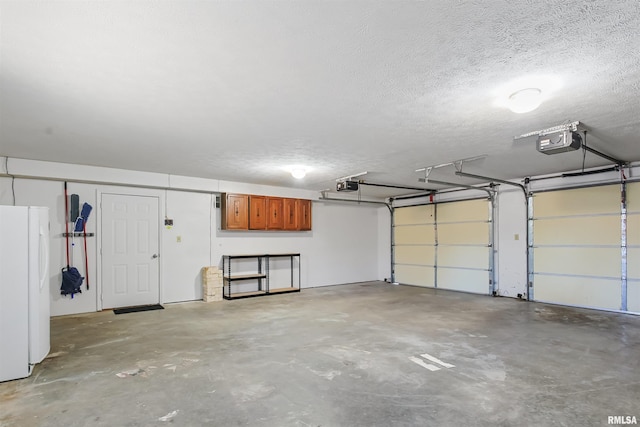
top-left (152, 254), bottom-right (159, 259)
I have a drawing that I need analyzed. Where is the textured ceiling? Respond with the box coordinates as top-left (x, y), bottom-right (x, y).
top-left (1, 1), bottom-right (639, 198)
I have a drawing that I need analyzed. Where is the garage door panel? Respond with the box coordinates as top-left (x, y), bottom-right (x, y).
top-left (438, 223), bottom-right (489, 245)
top-left (395, 225), bottom-right (435, 244)
top-left (394, 198), bottom-right (490, 293)
top-left (438, 246), bottom-right (489, 269)
top-left (395, 205), bottom-right (434, 225)
top-left (395, 245), bottom-right (435, 266)
top-left (534, 216), bottom-right (620, 246)
top-left (628, 280), bottom-right (640, 313)
top-left (534, 247), bottom-right (620, 278)
top-left (627, 182), bottom-right (640, 212)
top-left (395, 265), bottom-right (434, 287)
top-left (628, 248), bottom-right (640, 279)
top-left (627, 214), bottom-right (640, 245)
top-left (534, 185), bottom-right (619, 217)
top-left (625, 181), bottom-right (639, 311)
top-left (437, 268), bottom-right (489, 294)
top-left (437, 199), bottom-right (488, 222)
top-left (534, 275), bottom-right (621, 310)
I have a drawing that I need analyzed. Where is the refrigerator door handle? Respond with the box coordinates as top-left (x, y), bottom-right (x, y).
top-left (39, 226), bottom-right (48, 291)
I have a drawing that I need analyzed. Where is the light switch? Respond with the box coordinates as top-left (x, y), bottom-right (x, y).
top-left (176, 236), bottom-right (182, 243)
top-left (514, 234), bottom-right (519, 241)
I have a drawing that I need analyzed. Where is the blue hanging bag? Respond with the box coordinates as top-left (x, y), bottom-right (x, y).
top-left (61, 266), bottom-right (84, 298)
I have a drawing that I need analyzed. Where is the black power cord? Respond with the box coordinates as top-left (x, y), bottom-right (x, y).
top-left (4, 157), bottom-right (16, 205)
top-left (581, 130), bottom-right (588, 173)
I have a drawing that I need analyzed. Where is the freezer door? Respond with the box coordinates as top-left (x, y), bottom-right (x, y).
top-left (28, 207), bottom-right (50, 365)
top-left (0, 206), bottom-right (30, 382)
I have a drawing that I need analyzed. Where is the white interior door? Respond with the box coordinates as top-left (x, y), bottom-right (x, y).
top-left (101, 194), bottom-right (160, 309)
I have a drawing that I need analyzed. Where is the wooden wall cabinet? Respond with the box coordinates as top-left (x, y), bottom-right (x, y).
top-left (221, 193), bottom-right (311, 231)
top-left (298, 199), bottom-right (312, 230)
top-left (249, 195), bottom-right (267, 230)
top-left (266, 197), bottom-right (284, 230)
top-left (283, 198), bottom-right (298, 230)
top-left (221, 194), bottom-right (248, 230)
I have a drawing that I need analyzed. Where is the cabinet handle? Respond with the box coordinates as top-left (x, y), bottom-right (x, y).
top-left (257, 207), bottom-right (260, 217)
top-left (234, 201), bottom-right (239, 216)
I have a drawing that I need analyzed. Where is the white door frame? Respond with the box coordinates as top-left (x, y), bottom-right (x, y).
top-left (96, 188), bottom-right (165, 311)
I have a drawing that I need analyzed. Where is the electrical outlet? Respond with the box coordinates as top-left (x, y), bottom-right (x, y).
top-left (176, 236), bottom-right (182, 243)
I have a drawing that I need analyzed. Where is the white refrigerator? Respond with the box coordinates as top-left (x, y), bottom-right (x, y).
top-left (0, 206), bottom-right (51, 382)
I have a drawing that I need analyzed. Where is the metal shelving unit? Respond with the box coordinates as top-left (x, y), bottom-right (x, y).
top-left (222, 253), bottom-right (301, 300)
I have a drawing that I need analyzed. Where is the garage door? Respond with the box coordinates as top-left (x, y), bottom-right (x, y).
top-left (393, 198), bottom-right (492, 294)
top-left (436, 199), bottom-right (491, 294)
top-left (393, 205), bottom-right (436, 287)
top-left (532, 185), bottom-right (622, 310)
top-left (627, 182), bottom-right (640, 313)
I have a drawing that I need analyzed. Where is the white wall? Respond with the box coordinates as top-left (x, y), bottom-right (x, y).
top-left (163, 191), bottom-right (212, 303)
top-left (495, 187), bottom-right (527, 298)
top-left (2, 179), bottom-right (96, 315)
top-left (377, 206), bottom-right (392, 281)
top-left (4, 156), bottom-right (638, 314)
top-left (0, 158), bottom-right (382, 316)
top-left (213, 200), bottom-right (381, 288)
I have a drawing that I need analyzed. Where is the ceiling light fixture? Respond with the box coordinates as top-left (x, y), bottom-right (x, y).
top-left (507, 88), bottom-right (543, 113)
top-left (494, 75), bottom-right (561, 113)
top-left (291, 168), bottom-right (306, 179)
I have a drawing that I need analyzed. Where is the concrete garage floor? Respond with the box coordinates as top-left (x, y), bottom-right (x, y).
top-left (1, 282), bottom-right (639, 427)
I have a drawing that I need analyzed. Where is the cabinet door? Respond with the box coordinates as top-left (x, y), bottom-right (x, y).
top-left (298, 199), bottom-right (312, 230)
top-left (249, 196), bottom-right (267, 230)
top-left (283, 198), bottom-right (298, 230)
top-left (266, 197), bottom-right (284, 230)
top-left (222, 194), bottom-right (248, 230)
